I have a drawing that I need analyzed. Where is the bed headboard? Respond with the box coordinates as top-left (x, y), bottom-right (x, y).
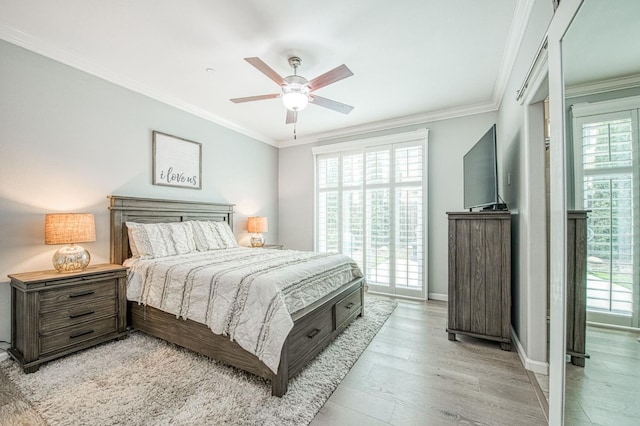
top-left (108, 195), bottom-right (235, 265)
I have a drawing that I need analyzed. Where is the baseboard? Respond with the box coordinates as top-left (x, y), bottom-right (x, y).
top-left (428, 292), bottom-right (447, 301)
top-left (587, 321), bottom-right (640, 334)
top-left (511, 326), bottom-right (548, 375)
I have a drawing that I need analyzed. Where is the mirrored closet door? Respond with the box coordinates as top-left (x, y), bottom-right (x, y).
top-left (549, 0), bottom-right (640, 424)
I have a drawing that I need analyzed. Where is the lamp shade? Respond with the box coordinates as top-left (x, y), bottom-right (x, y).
top-left (247, 216), bottom-right (268, 233)
top-left (45, 213), bottom-right (96, 245)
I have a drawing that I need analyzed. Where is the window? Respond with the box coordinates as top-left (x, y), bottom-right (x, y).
top-left (573, 99), bottom-right (639, 327)
top-left (314, 130), bottom-right (428, 298)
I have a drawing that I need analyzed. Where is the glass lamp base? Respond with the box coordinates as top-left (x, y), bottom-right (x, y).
top-left (250, 233), bottom-right (265, 247)
top-left (53, 244), bottom-right (91, 273)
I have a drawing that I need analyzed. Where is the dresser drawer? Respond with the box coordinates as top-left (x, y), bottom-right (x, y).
top-left (40, 316), bottom-right (117, 355)
top-left (335, 287), bottom-right (362, 329)
top-left (40, 297), bottom-right (117, 334)
top-left (40, 280), bottom-right (116, 311)
top-left (288, 308), bottom-right (334, 362)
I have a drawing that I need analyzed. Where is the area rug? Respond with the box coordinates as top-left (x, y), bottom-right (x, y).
top-left (1, 297), bottom-right (396, 426)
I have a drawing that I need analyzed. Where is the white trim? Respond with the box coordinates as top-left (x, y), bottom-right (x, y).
top-left (367, 290), bottom-right (426, 302)
top-left (282, 103), bottom-right (495, 148)
top-left (497, 0), bottom-right (538, 107)
top-left (0, 24), bottom-right (278, 147)
top-left (586, 321), bottom-right (640, 333)
top-left (548, 1), bottom-right (585, 425)
top-left (566, 74), bottom-right (640, 99)
top-left (427, 292), bottom-right (447, 302)
top-left (571, 95), bottom-right (640, 118)
top-left (519, 42), bottom-right (549, 105)
top-left (311, 128), bottom-right (429, 155)
top-left (512, 326), bottom-right (549, 375)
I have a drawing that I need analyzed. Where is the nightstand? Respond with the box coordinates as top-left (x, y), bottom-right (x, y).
top-left (262, 244), bottom-right (284, 250)
top-left (8, 264), bottom-right (128, 373)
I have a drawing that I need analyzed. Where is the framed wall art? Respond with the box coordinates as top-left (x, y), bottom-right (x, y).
top-left (152, 131), bottom-right (202, 190)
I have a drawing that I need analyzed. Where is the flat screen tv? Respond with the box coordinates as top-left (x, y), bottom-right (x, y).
top-left (463, 124), bottom-right (505, 211)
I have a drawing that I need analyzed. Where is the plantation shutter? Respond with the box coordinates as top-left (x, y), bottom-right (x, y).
top-left (314, 130), bottom-right (428, 298)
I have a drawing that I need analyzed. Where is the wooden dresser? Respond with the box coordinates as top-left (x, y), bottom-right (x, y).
top-left (446, 211), bottom-right (512, 350)
top-left (8, 264), bottom-right (128, 372)
top-left (566, 210), bottom-right (589, 366)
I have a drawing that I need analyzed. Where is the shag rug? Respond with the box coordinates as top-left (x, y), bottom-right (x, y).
top-left (1, 297), bottom-right (396, 426)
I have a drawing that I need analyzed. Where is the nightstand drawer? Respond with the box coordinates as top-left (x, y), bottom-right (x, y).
top-left (40, 280), bottom-right (116, 311)
top-left (40, 316), bottom-right (117, 355)
top-left (40, 297), bottom-right (117, 334)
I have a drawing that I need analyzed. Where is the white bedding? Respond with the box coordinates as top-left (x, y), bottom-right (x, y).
top-left (124, 247), bottom-right (364, 373)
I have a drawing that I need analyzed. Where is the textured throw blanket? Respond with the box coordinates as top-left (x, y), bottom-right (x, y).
top-left (124, 248), bottom-right (363, 373)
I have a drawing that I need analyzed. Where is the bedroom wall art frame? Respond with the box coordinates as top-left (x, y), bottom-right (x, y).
top-left (152, 131), bottom-right (202, 190)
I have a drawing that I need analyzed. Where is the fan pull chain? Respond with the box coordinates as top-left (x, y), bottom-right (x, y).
top-left (293, 123), bottom-right (297, 140)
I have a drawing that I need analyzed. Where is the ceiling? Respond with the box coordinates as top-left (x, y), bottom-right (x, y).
top-left (0, 0), bottom-right (528, 146)
top-left (563, 0), bottom-right (640, 88)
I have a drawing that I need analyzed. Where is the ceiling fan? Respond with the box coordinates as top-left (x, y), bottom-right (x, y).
top-left (230, 56), bottom-right (354, 125)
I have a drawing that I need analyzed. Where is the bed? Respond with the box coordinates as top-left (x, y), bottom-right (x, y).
top-left (108, 195), bottom-right (365, 397)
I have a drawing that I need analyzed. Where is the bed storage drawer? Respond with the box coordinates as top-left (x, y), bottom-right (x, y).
top-left (335, 287), bottom-right (362, 329)
top-left (287, 308), bottom-right (334, 362)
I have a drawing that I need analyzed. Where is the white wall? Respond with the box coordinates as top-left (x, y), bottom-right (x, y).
top-left (279, 112), bottom-right (498, 299)
top-left (0, 40), bottom-right (279, 345)
top-left (496, 0), bottom-right (554, 370)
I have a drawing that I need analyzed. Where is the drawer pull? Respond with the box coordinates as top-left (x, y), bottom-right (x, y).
top-left (69, 310), bottom-right (95, 319)
top-left (69, 290), bottom-right (95, 298)
top-left (70, 329), bottom-right (94, 339)
top-left (307, 328), bottom-right (321, 339)
top-left (345, 302), bottom-right (355, 310)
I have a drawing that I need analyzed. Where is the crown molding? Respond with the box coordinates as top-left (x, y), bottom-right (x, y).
top-left (0, 24), bottom-right (278, 147)
top-left (493, 0), bottom-right (537, 108)
top-left (277, 100), bottom-right (498, 148)
top-left (565, 74), bottom-right (640, 99)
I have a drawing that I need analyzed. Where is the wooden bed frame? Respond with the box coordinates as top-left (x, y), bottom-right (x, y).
top-left (108, 195), bottom-right (364, 396)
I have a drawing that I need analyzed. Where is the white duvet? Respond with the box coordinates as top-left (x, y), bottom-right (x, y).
top-left (124, 247), bottom-right (363, 373)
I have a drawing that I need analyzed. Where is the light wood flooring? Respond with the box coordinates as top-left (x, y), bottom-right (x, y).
top-left (311, 297), bottom-right (547, 426)
top-left (564, 325), bottom-right (640, 426)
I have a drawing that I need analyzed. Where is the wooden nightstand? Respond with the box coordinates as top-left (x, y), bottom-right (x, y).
top-left (8, 263), bottom-right (128, 373)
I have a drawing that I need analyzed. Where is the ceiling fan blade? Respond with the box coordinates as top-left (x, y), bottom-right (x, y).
top-left (285, 109), bottom-right (298, 124)
top-left (230, 94), bottom-right (279, 103)
top-left (245, 57), bottom-right (285, 86)
top-left (310, 95), bottom-right (354, 114)
top-left (308, 64), bottom-right (353, 91)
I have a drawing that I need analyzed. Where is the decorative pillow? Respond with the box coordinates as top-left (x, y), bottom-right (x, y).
top-left (213, 221), bottom-right (238, 248)
top-left (126, 221), bottom-right (197, 258)
top-left (190, 220), bottom-right (237, 251)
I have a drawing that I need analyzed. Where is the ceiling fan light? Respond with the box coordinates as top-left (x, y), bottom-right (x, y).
top-left (282, 91), bottom-right (309, 111)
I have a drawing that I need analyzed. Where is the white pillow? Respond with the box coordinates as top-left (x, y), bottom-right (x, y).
top-left (213, 221), bottom-right (238, 248)
top-left (190, 220), bottom-right (237, 251)
top-left (126, 221), bottom-right (197, 258)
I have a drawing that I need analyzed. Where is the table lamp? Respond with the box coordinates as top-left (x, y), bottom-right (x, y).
top-left (45, 213), bottom-right (96, 272)
top-left (247, 216), bottom-right (268, 247)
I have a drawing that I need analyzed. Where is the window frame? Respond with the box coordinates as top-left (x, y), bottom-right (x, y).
top-left (313, 129), bottom-right (429, 299)
top-left (571, 98), bottom-right (640, 327)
